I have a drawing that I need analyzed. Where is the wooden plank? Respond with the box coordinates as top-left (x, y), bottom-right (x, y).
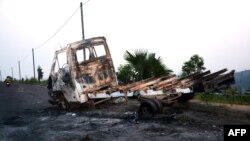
top-left (129, 76), bottom-right (170, 91)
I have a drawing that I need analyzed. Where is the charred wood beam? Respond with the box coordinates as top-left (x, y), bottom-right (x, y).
top-left (203, 68), bottom-right (227, 81)
top-left (94, 97), bottom-right (112, 105)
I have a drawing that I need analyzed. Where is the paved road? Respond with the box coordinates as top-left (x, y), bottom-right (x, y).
top-left (0, 82), bottom-right (50, 120)
top-left (0, 82), bottom-right (249, 141)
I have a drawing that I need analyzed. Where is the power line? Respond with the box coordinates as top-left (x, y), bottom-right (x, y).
top-left (20, 51), bottom-right (32, 62)
top-left (34, 0), bottom-right (90, 50)
top-left (34, 6), bottom-right (80, 50)
top-left (12, 1), bottom-right (91, 79)
top-left (21, 3), bottom-right (86, 60)
top-left (82, 0), bottom-right (90, 5)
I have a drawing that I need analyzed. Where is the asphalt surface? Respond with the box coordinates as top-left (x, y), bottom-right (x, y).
top-left (0, 82), bottom-right (249, 141)
top-left (0, 82), bottom-right (50, 120)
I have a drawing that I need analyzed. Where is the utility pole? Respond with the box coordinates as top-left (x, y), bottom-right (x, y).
top-left (32, 48), bottom-right (36, 79)
top-left (18, 61), bottom-right (21, 80)
top-left (11, 67), bottom-right (13, 79)
top-left (0, 70), bottom-right (1, 81)
top-left (80, 2), bottom-right (86, 61)
top-left (80, 2), bottom-right (85, 40)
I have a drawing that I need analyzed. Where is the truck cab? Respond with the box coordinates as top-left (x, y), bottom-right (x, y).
top-left (48, 37), bottom-right (118, 108)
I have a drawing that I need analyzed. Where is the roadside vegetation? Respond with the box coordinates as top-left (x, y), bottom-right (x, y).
top-left (181, 54), bottom-right (206, 77)
top-left (194, 87), bottom-right (250, 105)
top-left (117, 49), bottom-right (172, 84)
top-left (19, 77), bottom-right (48, 86)
top-left (116, 51), bottom-right (250, 105)
top-left (13, 65), bottom-right (47, 86)
top-left (180, 54), bottom-right (250, 105)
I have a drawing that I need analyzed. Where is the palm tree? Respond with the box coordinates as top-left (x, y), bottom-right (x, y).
top-left (122, 49), bottom-right (172, 82)
top-left (116, 64), bottom-right (136, 84)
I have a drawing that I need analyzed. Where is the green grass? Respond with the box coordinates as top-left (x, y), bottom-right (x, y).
top-left (194, 93), bottom-right (250, 105)
top-left (15, 77), bottom-right (48, 86)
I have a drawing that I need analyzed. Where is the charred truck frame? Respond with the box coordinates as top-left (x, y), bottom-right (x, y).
top-left (47, 37), bottom-right (235, 117)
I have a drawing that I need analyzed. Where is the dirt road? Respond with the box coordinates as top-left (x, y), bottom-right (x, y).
top-left (0, 82), bottom-right (249, 141)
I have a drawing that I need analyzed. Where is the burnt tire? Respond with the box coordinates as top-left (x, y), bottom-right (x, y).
top-left (151, 99), bottom-right (163, 114)
top-left (178, 93), bottom-right (194, 103)
top-left (47, 76), bottom-right (52, 89)
top-left (138, 99), bottom-right (157, 118)
top-left (59, 99), bottom-right (70, 110)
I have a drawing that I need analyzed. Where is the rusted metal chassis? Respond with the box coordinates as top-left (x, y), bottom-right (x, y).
top-left (49, 37), bottom-right (118, 105)
top-left (48, 37), bottom-right (235, 109)
top-left (87, 68), bottom-right (235, 106)
top-left (125, 69), bottom-right (235, 118)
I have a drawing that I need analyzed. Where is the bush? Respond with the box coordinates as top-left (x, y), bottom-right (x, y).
top-left (199, 93), bottom-right (215, 102)
top-left (20, 77), bottom-right (48, 86)
top-left (194, 92), bottom-right (250, 105)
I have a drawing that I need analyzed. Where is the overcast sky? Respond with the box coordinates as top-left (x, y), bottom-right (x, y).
top-left (0, 0), bottom-right (250, 80)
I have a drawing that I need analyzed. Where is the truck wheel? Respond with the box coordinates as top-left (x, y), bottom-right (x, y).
top-left (151, 99), bottom-right (163, 114)
top-left (138, 99), bottom-right (157, 118)
top-left (59, 99), bottom-right (70, 110)
top-left (47, 76), bottom-right (52, 89)
top-left (178, 93), bottom-right (194, 103)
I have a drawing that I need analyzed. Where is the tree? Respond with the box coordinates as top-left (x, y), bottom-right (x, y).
top-left (117, 49), bottom-right (172, 83)
top-left (37, 65), bottom-right (44, 82)
top-left (246, 87), bottom-right (250, 95)
top-left (116, 64), bottom-right (135, 84)
top-left (182, 54), bottom-right (206, 77)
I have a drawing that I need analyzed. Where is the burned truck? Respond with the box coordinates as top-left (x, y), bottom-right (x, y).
top-left (47, 36), bottom-right (235, 116)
